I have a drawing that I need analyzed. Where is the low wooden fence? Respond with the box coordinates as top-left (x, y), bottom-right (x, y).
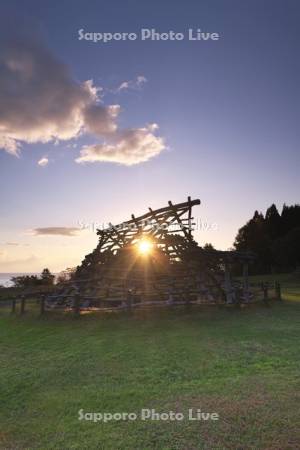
top-left (0, 280), bottom-right (283, 317)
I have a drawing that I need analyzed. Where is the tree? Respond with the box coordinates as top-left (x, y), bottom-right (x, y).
top-left (265, 204), bottom-right (281, 239)
top-left (272, 227), bottom-right (300, 270)
top-left (56, 268), bottom-right (75, 284)
top-left (11, 275), bottom-right (40, 288)
top-left (11, 268), bottom-right (55, 288)
top-left (234, 211), bottom-right (272, 273)
top-left (281, 204), bottom-right (300, 235)
top-left (40, 268), bottom-right (55, 286)
top-left (234, 203), bottom-right (300, 274)
top-left (203, 243), bottom-right (216, 251)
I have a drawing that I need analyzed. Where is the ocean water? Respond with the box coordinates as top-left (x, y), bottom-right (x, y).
top-left (0, 273), bottom-right (40, 287)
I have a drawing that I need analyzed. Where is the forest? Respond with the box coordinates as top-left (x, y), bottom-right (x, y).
top-left (234, 203), bottom-right (300, 274)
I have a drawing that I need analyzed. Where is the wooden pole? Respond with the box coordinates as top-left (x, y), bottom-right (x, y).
top-left (167, 285), bottom-right (175, 305)
top-left (275, 281), bottom-right (282, 301)
top-left (242, 262), bottom-right (250, 302)
top-left (20, 295), bottom-right (26, 315)
top-left (40, 295), bottom-right (45, 315)
top-left (187, 196), bottom-right (192, 237)
top-left (74, 293), bottom-right (81, 317)
top-left (126, 289), bottom-right (132, 312)
top-left (224, 263), bottom-right (234, 304)
top-left (262, 283), bottom-right (269, 306)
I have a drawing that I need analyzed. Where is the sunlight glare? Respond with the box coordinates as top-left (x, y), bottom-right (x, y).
top-left (137, 239), bottom-right (153, 255)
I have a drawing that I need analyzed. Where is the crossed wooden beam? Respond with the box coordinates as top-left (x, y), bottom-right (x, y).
top-left (96, 197), bottom-right (200, 258)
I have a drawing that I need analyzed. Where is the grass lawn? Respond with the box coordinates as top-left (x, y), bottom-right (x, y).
top-left (0, 276), bottom-right (300, 449)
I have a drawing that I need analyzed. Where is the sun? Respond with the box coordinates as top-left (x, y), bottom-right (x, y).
top-left (137, 238), bottom-right (153, 255)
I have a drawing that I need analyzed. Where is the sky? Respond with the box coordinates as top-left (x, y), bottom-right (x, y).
top-left (0, 0), bottom-right (299, 273)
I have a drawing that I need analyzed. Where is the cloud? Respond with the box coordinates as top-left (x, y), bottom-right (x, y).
top-left (75, 124), bottom-right (165, 165)
top-left (117, 75), bottom-right (147, 92)
top-left (0, 27), bottom-right (119, 154)
top-left (0, 242), bottom-right (29, 247)
top-left (32, 227), bottom-right (81, 236)
top-left (0, 136), bottom-right (20, 156)
top-left (83, 104), bottom-right (120, 136)
top-left (0, 19), bottom-right (165, 165)
top-left (37, 157), bottom-right (49, 167)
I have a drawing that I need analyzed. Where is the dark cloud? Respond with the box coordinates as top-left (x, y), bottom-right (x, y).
top-left (32, 227), bottom-right (81, 236)
top-left (0, 15), bottom-right (165, 164)
top-left (0, 23), bottom-right (118, 155)
top-left (83, 104), bottom-right (120, 136)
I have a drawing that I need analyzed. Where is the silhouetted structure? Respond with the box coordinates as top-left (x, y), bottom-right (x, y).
top-left (47, 197), bottom-right (255, 310)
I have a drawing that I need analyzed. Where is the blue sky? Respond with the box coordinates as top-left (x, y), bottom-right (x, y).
top-left (0, 0), bottom-right (299, 272)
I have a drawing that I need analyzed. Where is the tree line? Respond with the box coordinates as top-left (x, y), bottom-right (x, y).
top-left (7, 267), bottom-right (75, 289)
top-left (11, 268), bottom-right (55, 288)
top-left (234, 203), bottom-right (300, 274)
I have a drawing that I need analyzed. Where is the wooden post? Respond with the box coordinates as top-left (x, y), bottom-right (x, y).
top-left (185, 283), bottom-right (191, 307)
top-left (20, 295), bottom-right (26, 315)
top-left (126, 289), bottom-right (132, 312)
top-left (242, 261), bottom-right (250, 302)
top-left (11, 298), bottom-right (16, 314)
top-left (262, 283), bottom-right (269, 306)
top-left (187, 195), bottom-right (192, 237)
top-left (275, 281), bottom-right (282, 301)
top-left (235, 285), bottom-right (242, 307)
top-left (224, 263), bottom-right (234, 304)
top-left (40, 295), bottom-right (45, 315)
top-left (167, 285), bottom-right (175, 305)
top-left (74, 293), bottom-right (81, 317)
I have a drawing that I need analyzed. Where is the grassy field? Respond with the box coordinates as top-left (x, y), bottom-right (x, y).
top-left (0, 275), bottom-right (300, 449)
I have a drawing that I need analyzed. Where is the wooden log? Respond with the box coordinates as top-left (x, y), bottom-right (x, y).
top-left (122, 198), bottom-right (200, 227)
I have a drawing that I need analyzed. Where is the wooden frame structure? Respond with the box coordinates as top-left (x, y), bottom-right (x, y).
top-left (47, 197), bottom-right (257, 310)
top-left (95, 197), bottom-right (200, 259)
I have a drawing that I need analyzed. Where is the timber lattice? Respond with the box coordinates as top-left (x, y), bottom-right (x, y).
top-left (46, 197), bottom-right (256, 310)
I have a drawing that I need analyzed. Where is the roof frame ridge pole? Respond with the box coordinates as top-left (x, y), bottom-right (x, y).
top-left (119, 199), bottom-right (201, 227)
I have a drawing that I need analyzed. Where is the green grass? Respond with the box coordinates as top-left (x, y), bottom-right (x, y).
top-left (0, 277), bottom-right (300, 449)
